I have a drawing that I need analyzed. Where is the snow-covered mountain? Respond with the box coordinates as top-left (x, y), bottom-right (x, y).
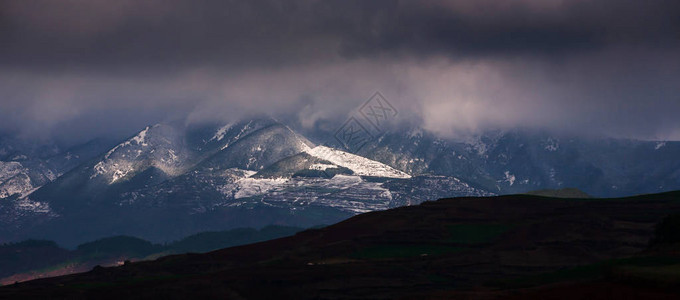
top-left (0, 136), bottom-right (113, 200)
top-left (2, 117), bottom-right (679, 246)
top-left (0, 119), bottom-right (488, 246)
top-left (344, 127), bottom-right (680, 197)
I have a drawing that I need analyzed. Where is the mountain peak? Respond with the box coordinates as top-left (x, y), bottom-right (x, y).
top-left (90, 124), bottom-right (186, 184)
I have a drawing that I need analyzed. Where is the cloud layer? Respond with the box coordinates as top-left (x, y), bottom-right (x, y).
top-left (1, 0), bottom-right (679, 142)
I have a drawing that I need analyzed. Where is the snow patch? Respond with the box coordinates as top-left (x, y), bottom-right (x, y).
top-left (327, 174), bottom-right (363, 186)
top-left (210, 123), bottom-right (234, 142)
top-left (0, 161), bottom-right (24, 182)
top-left (103, 126), bottom-right (151, 160)
top-left (0, 162), bottom-right (38, 199)
top-left (221, 121), bottom-right (253, 150)
top-left (10, 154), bottom-right (27, 161)
top-left (304, 146), bottom-right (411, 179)
top-left (0, 174), bottom-right (34, 198)
top-left (309, 163), bottom-right (338, 171)
top-left (234, 177), bottom-right (289, 199)
top-left (111, 168), bottom-right (133, 183)
top-left (503, 171), bottom-right (516, 186)
top-left (15, 197), bottom-right (52, 214)
top-left (131, 127), bottom-right (148, 146)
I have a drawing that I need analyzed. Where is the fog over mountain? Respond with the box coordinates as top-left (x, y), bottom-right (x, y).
top-left (1, 0), bottom-right (679, 144)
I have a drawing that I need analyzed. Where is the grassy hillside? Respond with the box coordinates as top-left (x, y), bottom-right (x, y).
top-left (2, 191), bottom-right (680, 298)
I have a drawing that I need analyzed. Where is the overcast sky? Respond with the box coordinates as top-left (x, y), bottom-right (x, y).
top-left (1, 0), bottom-right (679, 143)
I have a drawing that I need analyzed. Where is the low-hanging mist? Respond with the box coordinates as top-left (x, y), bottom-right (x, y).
top-left (1, 0), bottom-right (679, 143)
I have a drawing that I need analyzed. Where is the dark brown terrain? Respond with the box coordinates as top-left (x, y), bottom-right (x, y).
top-left (2, 192), bottom-right (680, 299)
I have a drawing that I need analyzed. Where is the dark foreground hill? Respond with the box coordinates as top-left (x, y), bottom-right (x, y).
top-left (0, 226), bottom-right (303, 284)
top-left (3, 191), bottom-right (680, 299)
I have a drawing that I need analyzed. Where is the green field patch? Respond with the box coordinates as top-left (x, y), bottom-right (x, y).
top-left (352, 244), bottom-right (464, 260)
top-left (446, 224), bottom-right (511, 244)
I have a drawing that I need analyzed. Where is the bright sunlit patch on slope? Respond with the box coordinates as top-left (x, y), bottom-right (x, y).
top-left (91, 126), bottom-right (152, 183)
top-left (326, 174), bottom-right (363, 186)
top-left (234, 177), bottom-right (290, 199)
top-left (304, 146), bottom-right (411, 179)
top-left (103, 126), bottom-right (151, 160)
top-left (309, 163), bottom-right (338, 171)
top-left (0, 161), bottom-right (24, 183)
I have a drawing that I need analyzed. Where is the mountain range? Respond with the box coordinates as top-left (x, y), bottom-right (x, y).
top-left (1, 117), bottom-right (679, 246)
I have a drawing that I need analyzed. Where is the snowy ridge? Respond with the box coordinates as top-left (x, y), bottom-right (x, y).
top-left (220, 121), bottom-right (253, 150)
top-left (103, 126), bottom-right (151, 160)
top-left (90, 124), bottom-right (185, 184)
top-left (210, 123), bottom-right (234, 142)
top-left (91, 126), bottom-right (152, 183)
top-left (304, 146), bottom-right (411, 179)
top-left (0, 138), bottom-right (107, 199)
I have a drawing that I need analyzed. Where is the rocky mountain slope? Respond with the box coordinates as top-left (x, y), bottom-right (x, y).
top-left (0, 119), bottom-right (488, 246)
top-left (349, 127), bottom-right (680, 197)
top-left (2, 118), bottom-right (679, 246)
top-left (0, 136), bottom-right (112, 200)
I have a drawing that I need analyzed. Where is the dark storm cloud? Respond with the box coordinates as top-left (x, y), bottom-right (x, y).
top-left (338, 0), bottom-right (680, 58)
top-left (0, 0), bottom-right (679, 141)
top-left (1, 0), bottom-right (320, 70)
top-left (2, 0), bottom-right (678, 68)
